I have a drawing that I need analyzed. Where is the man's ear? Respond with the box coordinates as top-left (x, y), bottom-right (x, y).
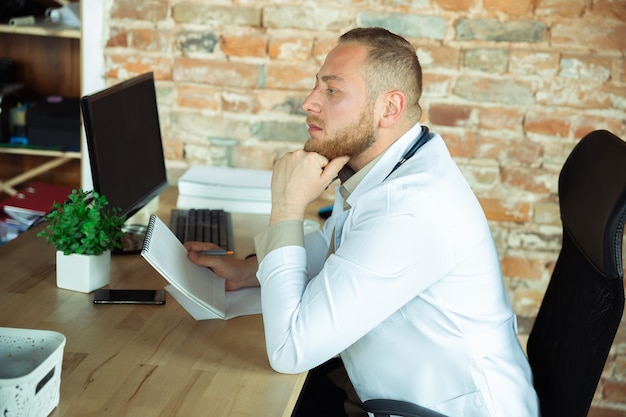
top-left (379, 90), bottom-right (406, 128)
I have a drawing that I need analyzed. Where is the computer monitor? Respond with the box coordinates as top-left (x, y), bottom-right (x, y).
top-left (80, 72), bottom-right (168, 222)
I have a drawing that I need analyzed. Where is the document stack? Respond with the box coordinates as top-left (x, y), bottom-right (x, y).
top-left (176, 166), bottom-right (272, 214)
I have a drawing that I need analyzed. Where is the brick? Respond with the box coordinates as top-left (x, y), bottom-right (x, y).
top-left (265, 62), bottom-right (319, 90)
top-left (251, 120), bottom-right (309, 142)
top-left (507, 228), bottom-right (563, 252)
top-left (183, 142), bottom-right (230, 166)
top-left (478, 107), bottom-right (525, 131)
top-left (178, 31), bottom-right (219, 55)
top-left (155, 84), bottom-right (175, 107)
top-left (312, 37), bottom-right (337, 63)
top-left (501, 166), bottom-right (553, 193)
top-left (504, 139), bottom-right (544, 165)
top-left (253, 90), bottom-right (308, 115)
top-left (111, 0), bottom-right (168, 20)
top-left (416, 45), bottom-right (460, 70)
top-left (163, 138), bottom-right (184, 161)
top-left (222, 91), bottom-right (260, 114)
top-left (552, 20), bottom-right (626, 53)
top-left (533, 199), bottom-right (560, 226)
top-left (428, 103), bottom-right (474, 127)
top-left (172, 57), bottom-right (261, 88)
top-left (232, 145), bottom-right (276, 170)
top-left (176, 85), bottom-right (221, 111)
top-left (591, 0), bottom-right (626, 20)
top-left (536, 81), bottom-right (626, 111)
top-left (559, 55), bottom-right (612, 82)
top-left (484, 0), bottom-right (535, 15)
top-left (130, 28), bottom-right (172, 53)
top-left (439, 130), bottom-right (478, 158)
top-left (269, 38), bottom-right (313, 61)
top-left (171, 112), bottom-right (250, 140)
top-left (509, 50), bottom-right (560, 77)
top-left (106, 27), bottom-right (128, 48)
top-left (542, 140), bottom-right (577, 169)
top-left (385, 0), bottom-right (431, 8)
top-left (458, 160), bottom-right (500, 189)
top-left (501, 256), bottom-right (544, 279)
top-left (610, 356), bottom-right (626, 379)
top-left (455, 18), bottom-right (547, 43)
top-left (460, 131), bottom-right (511, 160)
top-left (463, 48), bottom-right (509, 73)
top-left (454, 77), bottom-right (534, 106)
top-left (616, 59), bottom-right (626, 83)
top-left (104, 54), bottom-right (172, 81)
top-left (264, 6), bottom-right (351, 31)
top-left (524, 110), bottom-right (572, 137)
top-left (572, 115), bottom-right (624, 140)
top-left (535, 0), bottom-right (586, 17)
top-left (422, 73), bottom-right (454, 98)
top-left (221, 35), bottom-right (267, 58)
top-left (479, 197), bottom-right (532, 222)
top-left (434, 0), bottom-right (473, 11)
top-left (602, 381), bottom-right (626, 404)
top-left (588, 405), bottom-right (626, 417)
top-left (358, 13), bottom-right (448, 40)
top-left (172, 3), bottom-right (261, 27)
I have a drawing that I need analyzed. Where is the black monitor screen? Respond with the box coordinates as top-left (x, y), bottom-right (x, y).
top-left (80, 72), bottom-right (168, 220)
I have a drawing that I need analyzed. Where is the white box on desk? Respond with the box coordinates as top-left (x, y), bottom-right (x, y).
top-left (177, 166), bottom-right (272, 202)
top-left (176, 194), bottom-right (271, 215)
top-left (0, 327), bottom-right (66, 417)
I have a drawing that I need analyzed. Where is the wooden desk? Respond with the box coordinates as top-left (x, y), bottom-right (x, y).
top-left (0, 187), bottom-right (329, 416)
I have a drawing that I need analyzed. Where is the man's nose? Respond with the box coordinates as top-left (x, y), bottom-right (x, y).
top-left (301, 91), bottom-right (321, 114)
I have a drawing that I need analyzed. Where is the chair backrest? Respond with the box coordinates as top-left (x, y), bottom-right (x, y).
top-left (527, 129), bottom-right (626, 417)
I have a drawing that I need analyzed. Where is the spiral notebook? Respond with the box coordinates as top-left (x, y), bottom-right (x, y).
top-left (140, 214), bottom-right (261, 320)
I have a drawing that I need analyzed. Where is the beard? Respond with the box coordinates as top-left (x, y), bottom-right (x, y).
top-left (303, 101), bottom-right (377, 160)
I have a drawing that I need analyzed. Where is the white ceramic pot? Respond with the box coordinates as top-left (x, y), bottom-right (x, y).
top-left (55, 250), bottom-right (111, 293)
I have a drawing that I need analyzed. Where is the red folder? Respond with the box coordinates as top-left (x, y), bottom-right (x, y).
top-left (1, 182), bottom-right (73, 225)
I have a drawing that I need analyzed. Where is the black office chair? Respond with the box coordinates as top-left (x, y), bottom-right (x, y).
top-left (363, 129), bottom-right (626, 417)
top-left (526, 129), bottom-right (626, 417)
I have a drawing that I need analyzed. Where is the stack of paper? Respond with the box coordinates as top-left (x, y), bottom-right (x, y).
top-left (176, 166), bottom-right (272, 214)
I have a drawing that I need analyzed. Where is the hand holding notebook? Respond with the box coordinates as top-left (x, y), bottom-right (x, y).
top-left (141, 214), bottom-right (261, 320)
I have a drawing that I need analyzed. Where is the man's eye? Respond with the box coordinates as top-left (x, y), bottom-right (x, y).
top-left (326, 88), bottom-right (337, 95)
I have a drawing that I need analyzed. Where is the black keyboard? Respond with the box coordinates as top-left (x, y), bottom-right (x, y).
top-left (170, 208), bottom-right (234, 251)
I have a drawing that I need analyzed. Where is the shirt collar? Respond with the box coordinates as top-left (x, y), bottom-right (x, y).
top-left (338, 122), bottom-right (424, 199)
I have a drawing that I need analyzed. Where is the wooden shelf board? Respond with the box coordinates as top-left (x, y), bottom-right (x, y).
top-left (0, 147), bottom-right (81, 158)
top-left (0, 21), bottom-right (80, 39)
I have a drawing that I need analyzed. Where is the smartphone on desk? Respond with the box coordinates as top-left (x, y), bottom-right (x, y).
top-left (93, 289), bottom-right (166, 305)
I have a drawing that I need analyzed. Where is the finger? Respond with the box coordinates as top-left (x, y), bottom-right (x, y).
top-left (188, 249), bottom-right (222, 266)
top-left (321, 156), bottom-right (350, 183)
top-left (184, 241), bottom-right (220, 252)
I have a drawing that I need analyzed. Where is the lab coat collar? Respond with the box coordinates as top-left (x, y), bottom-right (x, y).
top-left (342, 122), bottom-right (426, 208)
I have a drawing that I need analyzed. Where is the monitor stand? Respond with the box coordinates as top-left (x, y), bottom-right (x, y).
top-left (113, 224), bottom-right (147, 255)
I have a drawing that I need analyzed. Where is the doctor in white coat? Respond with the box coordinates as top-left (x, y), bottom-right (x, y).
top-left (187, 27), bottom-right (540, 417)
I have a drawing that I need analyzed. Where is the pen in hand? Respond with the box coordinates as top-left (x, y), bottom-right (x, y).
top-left (198, 249), bottom-right (234, 256)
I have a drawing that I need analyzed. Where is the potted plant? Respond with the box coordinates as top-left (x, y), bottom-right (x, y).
top-left (37, 189), bottom-right (126, 293)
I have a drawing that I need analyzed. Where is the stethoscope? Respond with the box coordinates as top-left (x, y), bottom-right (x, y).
top-left (320, 126), bottom-right (433, 219)
top-left (383, 125), bottom-right (431, 181)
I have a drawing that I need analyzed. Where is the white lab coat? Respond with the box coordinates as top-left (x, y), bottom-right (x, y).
top-left (257, 123), bottom-right (540, 417)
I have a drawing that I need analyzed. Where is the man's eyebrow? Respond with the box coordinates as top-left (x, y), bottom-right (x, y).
top-left (319, 74), bottom-right (345, 83)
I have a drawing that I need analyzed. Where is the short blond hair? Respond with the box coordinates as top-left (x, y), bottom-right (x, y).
top-left (339, 27), bottom-right (423, 122)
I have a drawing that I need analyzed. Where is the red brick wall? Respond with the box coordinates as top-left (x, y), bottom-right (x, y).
top-left (101, 0), bottom-right (626, 412)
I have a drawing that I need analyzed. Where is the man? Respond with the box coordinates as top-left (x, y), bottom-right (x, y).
top-left (187, 27), bottom-right (540, 417)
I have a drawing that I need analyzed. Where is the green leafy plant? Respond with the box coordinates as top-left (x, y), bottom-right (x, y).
top-left (37, 189), bottom-right (126, 256)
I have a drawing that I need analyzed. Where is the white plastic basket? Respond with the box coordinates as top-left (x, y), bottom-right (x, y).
top-left (0, 327), bottom-right (66, 417)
